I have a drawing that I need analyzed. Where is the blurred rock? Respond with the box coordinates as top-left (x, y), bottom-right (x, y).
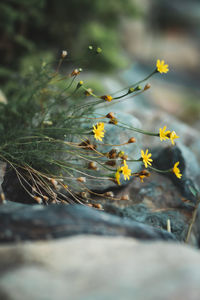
top-left (1, 236), bottom-right (200, 300)
top-left (0, 202), bottom-right (175, 243)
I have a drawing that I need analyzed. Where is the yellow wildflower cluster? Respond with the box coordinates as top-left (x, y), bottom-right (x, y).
top-left (159, 126), bottom-right (179, 145)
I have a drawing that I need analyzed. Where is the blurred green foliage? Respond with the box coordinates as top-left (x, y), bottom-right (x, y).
top-left (0, 0), bottom-right (139, 76)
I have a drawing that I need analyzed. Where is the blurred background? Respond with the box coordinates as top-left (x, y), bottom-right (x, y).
top-left (0, 0), bottom-right (200, 128)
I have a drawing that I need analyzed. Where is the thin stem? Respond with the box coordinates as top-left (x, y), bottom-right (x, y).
top-left (185, 193), bottom-right (200, 243)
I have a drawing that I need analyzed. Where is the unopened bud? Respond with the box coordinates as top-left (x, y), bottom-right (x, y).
top-left (93, 203), bottom-right (102, 209)
top-left (144, 83), bottom-right (151, 91)
top-left (80, 191), bottom-right (89, 199)
top-left (43, 195), bottom-right (49, 201)
top-left (108, 149), bottom-right (117, 159)
top-left (96, 47), bottom-right (102, 54)
top-left (104, 191), bottom-right (114, 198)
top-left (77, 177), bottom-right (86, 183)
top-left (77, 81), bottom-right (84, 88)
top-left (34, 196), bottom-right (43, 204)
top-left (61, 50), bottom-right (68, 58)
top-left (106, 112), bottom-right (115, 119)
top-left (128, 87), bottom-right (135, 94)
top-left (101, 95), bottom-right (113, 102)
top-left (121, 194), bottom-right (129, 201)
top-left (71, 69), bottom-right (81, 76)
top-left (50, 178), bottom-right (58, 189)
top-left (135, 85), bottom-right (142, 91)
top-left (109, 118), bottom-right (118, 125)
top-left (128, 137), bottom-right (136, 143)
top-left (88, 161), bottom-right (97, 170)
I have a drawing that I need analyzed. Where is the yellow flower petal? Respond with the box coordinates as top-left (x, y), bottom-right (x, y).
top-left (141, 149), bottom-right (153, 168)
top-left (172, 161), bottom-right (182, 179)
top-left (159, 126), bottom-right (171, 141)
top-left (121, 160), bottom-right (131, 181)
top-left (170, 131), bottom-right (179, 145)
top-left (156, 59), bottom-right (169, 74)
top-left (93, 122), bottom-right (105, 142)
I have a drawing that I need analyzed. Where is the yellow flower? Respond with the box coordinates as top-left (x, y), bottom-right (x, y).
top-left (115, 168), bottom-right (121, 185)
top-left (170, 131), bottom-right (179, 145)
top-left (141, 149), bottom-right (153, 168)
top-left (93, 122), bottom-right (105, 142)
top-left (121, 160), bottom-right (131, 180)
top-left (159, 126), bottom-right (170, 141)
top-left (172, 161), bottom-right (182, 179)
top-left (101, 95), bottom-right (113, 102)
top-left (156, 59), bottom-right (169, 74)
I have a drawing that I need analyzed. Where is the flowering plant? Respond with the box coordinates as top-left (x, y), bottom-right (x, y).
top-left (0, 52), bottom-right (181, 206)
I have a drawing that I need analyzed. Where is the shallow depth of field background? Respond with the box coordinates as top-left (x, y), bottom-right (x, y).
top-left (0, 0), bottom-right (199, 128)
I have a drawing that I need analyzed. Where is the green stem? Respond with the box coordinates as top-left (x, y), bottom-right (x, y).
top-left (112, 69), bottom-right (157, 96)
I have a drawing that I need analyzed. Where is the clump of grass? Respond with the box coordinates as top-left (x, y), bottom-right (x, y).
top-left (0, 52), bottom-right (182, 205)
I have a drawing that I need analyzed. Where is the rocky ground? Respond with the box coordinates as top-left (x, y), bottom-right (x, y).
top-left (0, 104), bottom-right (200, 299)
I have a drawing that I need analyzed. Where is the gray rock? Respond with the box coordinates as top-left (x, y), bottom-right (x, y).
top-left (104, 203), bottom-right (187, 242)
top-left (0, 201), bottom-right (175, 243)
top-left (1, 236), bottom-right (200, 300)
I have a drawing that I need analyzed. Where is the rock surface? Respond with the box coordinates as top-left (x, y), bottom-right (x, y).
top-left (0, 202), bottom-right (175, 243)
top-left (1, 236), bottom-right (200, 300)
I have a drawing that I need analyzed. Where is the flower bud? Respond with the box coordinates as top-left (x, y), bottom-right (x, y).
top-left (128, 87), bottom-right (134, 94)
top-left (77, 177), bottom-right (86, 183)
top-left (109, 118), bottom-right (118, 125)
top-left (106, 112), bottom-right (115, 119)
top-left (134, 85), bottom-right (142, 91)
top-left (43, 196), bottom-right (49, 201)
top-left (144, 83), bottom-right (151, 91)
top-left (104, 191), bottom-right (114, 198)
top-left (34, 196), bottom-right (43, 204)
top-left (71, 69), bottom-right (81, 76)
top-left (80, 191), bottom-right (89, 199)
top-left (96, 47), bottom-right (102, 54)
top-left (50, 178), bottom-right (58, 189)
top-left (101, 95), bottom-right (113, 102)
top-left (88, 161), bottom-right (97, 170)
top-left (128, 137), bottom-right (136, 143)
top-left (108, 149), bottom-right (117, 159)
top-left (61, 50), bottom-right (68, 58)
top-left (77, 81), bottom-right (84, 88)
top-left (92, 203), bottom-right (102, 209)
top-left (121, 194), bottom-right (129, 201)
